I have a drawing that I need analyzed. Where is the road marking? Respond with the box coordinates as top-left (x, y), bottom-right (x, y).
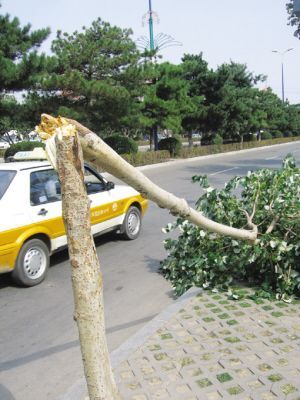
top-left (266, 149), bottom-right (300, 160)
top-left (265, 156), bottom-right (278, 160)
top-left (209, 167), bottom-right (238, 176)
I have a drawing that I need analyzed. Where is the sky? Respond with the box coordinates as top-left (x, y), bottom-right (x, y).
top-left (2, 0), bottom-right (300, 103)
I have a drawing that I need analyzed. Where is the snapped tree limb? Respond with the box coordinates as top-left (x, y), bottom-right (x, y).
top-left (37, 114), bottom-right (258, 242)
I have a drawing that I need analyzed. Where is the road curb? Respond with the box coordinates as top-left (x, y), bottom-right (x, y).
top-left (56, 287), bottom-right (202, 400)
top-left (137, 141), bottom-right (300, 172)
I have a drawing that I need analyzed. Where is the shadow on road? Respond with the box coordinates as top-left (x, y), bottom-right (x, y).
top-left (0, 313), bottom-right (162, 372)
top-left (0, 384), bottom-right (16, 400)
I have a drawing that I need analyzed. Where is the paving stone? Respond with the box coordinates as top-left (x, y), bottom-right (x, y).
top-left (113, 288), bottom-right (300, 399)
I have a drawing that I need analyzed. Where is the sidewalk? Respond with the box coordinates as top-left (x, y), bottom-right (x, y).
top-left (60, 287), bottom-right (300, 400)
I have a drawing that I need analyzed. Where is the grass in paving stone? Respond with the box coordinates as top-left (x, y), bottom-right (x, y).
top-left (224, 336), bottom-right (241, 343)
top-left (277, 327), bottom-right (288, 334)
top-left (227, 386), bottom-right (244, 395)
top-left (160, 333), bottom-right (173, 340)
top-left (233, 311), bottom-right (245, 317)
top-left (154, 353), bottom-right (168, 361)
top-left (280, 345), bottom-right (294, 353)
top-left (218, 313), bottom-right (230, 319)
top-left (235, 344), bottom-right (249, 352)
top-left (180, 357), bottom-right (195, 367)
top-left (258, 363), bottom-right (273, 372)
top-left (226, 319), bottom-right (238, 326)
top-left (276, 359), bottom-right (288, 367)
top-left (271, 311), bottom-right (284, 317)
top-left (281, 383), bottom-right (297, 395)
top-left (218, 329), bottom-right (232, 335)
top-left (203, 317), bottom-right (215, 323)
top-left (251, 298), bottom-right (264, 304)
top-left (211, 307), bottom-right (223, 313)
top-left (200, 353), bottom-right (213, 361)
top-left (211, 295), bottom-right (222, 300)
top-left (275, 302), bottom-right (288, 308)
top-left (262, 305), bottom-right (274, 311)
top-left (218, 300), bottom-right (230, 305)
top-left (148, 344), bottom-right (161, 351)
top-left (188, 368), bottom-right (203, 377)
top-left (206, 303), bottom-right (217, 308)
top-left (232, 288), bottom-right (250, 297)
top-left (196, 378), bottom-right (212, 388)
top-left (224, 305), bottom-right (238, 310)
top-left (265, 320), bottom-right (276, 326)
top-left (270, 337), bottom-right (283, 344)
top-left (238, 302), bottom-right (251, 308)
top-left (216, 372), bottom-right (233, 383)
top-left (268, 374), bottom-right (283, 382)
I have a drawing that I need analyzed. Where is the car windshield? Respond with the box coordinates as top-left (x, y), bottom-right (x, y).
top-left (0, 170), bottom-right (16, 200)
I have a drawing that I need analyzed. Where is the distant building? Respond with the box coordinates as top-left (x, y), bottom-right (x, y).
top-left (294, 0), bottom-right (300, 17)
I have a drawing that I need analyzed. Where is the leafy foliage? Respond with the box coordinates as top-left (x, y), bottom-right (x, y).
top-left (0, 7), bottom-right (51, 137)
top-left (158, 136), bottom-right (182, 157)
top-left (161, 155), bottom-right (300, 300)
top-left (286, 1), bottom-right (300, 39)
top-left (4, 141), bottom-right (45, 159)
top-left (40, 18), bottom-right (145, 135)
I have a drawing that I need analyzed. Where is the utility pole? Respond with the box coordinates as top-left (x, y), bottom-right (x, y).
top-left (272, 48), bottom-right (293, 103)
top-left (137, 0), bottom-right (182, 151)
top-left (148, 0), bottom-right (155, 51)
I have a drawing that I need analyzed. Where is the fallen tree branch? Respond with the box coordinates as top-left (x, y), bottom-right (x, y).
top-left (57, 116), bottom-right (257, 243)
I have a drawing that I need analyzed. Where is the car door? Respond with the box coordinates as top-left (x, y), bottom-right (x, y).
top-left (83, 166), bottom-right (120, 234)
top-left (27, 168), bottom-right (66, 250)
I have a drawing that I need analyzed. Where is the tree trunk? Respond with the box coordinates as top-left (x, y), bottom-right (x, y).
top-left (238, 132), bottom-right (244, 150)
top-left (153, 126), bottom-right (159, 151)
top-left (55, 132), bottom-right (120, 400)
top-left (188, 132), bottom-right (193, 148)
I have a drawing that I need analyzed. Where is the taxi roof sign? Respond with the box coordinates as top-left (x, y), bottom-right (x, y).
top-left (13, 147), bottom-right (47, 161)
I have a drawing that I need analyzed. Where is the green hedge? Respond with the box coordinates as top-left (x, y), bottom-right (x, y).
top-left (122, 150), bottom-right (170, 166)
top-left (158, 137), bottom-right (182, 157)
top-left (179, 136), bottom-right (300, 159)
top-left (0, 149), bottom-right (5, 158)
top-left (4, 141), bottom-right (45, 159)
top-left (104, 135), bottom-right (138, 154)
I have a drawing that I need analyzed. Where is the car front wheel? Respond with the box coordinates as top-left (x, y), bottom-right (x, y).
top-left (12, 239), bottom-right (49, 287)
top-left (121, 206), bottom-right (141, 240)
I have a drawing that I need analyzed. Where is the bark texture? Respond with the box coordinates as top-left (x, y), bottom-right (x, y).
top-left (65, 117), bottom-right (257, 242)
top-left (56, 133), bottom-right (120, 400)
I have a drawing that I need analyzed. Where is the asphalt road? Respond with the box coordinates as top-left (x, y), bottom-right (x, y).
top-left (0, 142), bottom-right (299, 400)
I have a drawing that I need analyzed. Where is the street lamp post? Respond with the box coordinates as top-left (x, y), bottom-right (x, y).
top-left (272, 48), bottom-right (293, 103)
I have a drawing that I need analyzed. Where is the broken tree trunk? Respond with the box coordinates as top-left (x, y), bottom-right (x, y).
top-left (55, 130), bottom-right (120, 400)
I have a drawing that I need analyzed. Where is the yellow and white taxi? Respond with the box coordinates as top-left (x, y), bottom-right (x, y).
top-left (0, 159), bottom-right (148, 286)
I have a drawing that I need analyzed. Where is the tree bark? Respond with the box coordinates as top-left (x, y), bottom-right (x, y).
top-left (55, 132), bottom-right (120, 400)
top-left (188, 131), bottom-right (193, 148)
top-left (63, 116), bottom-right (257, 242)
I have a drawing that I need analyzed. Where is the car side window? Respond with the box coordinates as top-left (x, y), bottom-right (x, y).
top-left (84, 167), bottom-right (106, 195)
top-left (30, 170), bottom-right (61, 206)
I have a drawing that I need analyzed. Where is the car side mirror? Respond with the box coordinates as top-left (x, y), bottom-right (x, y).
top-left (106, 181), bottom-right (115, 190)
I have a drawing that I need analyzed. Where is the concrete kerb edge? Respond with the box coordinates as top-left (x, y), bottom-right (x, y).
top-left (137, 141), bottom-right (299, 171)
top-left (56, 287), bottom-right (202, 400)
